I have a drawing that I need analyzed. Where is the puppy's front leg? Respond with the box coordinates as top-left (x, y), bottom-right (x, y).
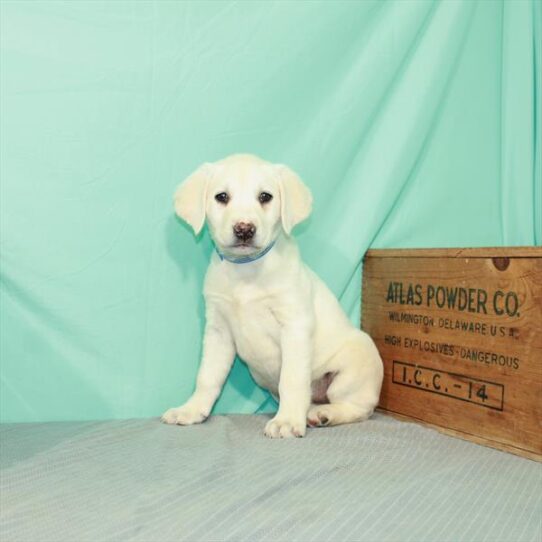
top-left (264, 320), bottom-right (312, 439)
top-left (162, 306), bottom-right (234, 425)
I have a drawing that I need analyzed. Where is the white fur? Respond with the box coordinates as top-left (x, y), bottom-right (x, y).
top-left (162, 154), bottom-right (383, 438)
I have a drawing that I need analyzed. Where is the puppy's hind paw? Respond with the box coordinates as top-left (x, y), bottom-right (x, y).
top-left (307, 406), bottom-right (331, 427)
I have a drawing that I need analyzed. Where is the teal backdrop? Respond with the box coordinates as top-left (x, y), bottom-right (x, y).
top-left (1, 0), bottom-right (540, 423)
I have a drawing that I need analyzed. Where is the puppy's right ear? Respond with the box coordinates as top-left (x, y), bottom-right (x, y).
top-left (174, 163), bottom-right (213, 235)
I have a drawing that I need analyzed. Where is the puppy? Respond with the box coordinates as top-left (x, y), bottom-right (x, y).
top-left (162, 154), bottom-right (383, 438)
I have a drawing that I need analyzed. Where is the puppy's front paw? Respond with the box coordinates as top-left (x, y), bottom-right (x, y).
top-left (264, 416), bottom-right (306, 439)
top-left (161, 404), bottom-right (208, 426)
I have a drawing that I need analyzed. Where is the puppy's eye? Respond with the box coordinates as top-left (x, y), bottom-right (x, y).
top-left (215, 192), bottom-right (229, 204)
top-left (259, 192), bottom-right (273, 204)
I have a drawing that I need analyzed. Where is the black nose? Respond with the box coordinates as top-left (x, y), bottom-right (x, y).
top-left (233, 222), bottom-right (256, 242)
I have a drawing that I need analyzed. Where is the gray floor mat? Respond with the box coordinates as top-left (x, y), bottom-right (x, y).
top-left (1, 414), bottom-right (541, 542)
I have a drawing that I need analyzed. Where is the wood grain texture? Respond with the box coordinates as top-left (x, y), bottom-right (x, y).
top-left (376, 409), bottom-right (542, 462)
top-left (362, 249), bottom-right (542, 461)
top-left (366, 247), bottom-right (542, 258)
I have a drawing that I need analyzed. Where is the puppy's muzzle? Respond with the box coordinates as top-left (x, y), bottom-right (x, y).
top-left (233, 222), bottom-right (256, 242)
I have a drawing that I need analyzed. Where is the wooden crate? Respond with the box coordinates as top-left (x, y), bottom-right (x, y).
top-left (362, 247), bottom-right (542, 461)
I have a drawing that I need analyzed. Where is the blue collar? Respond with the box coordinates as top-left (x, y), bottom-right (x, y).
top-left (216, 241), bottom-right (276, 264)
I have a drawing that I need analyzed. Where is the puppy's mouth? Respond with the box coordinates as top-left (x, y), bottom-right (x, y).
top-left (230, 242), bottom-right (258, 250)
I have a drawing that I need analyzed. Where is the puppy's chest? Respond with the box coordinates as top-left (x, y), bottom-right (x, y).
top-left (212, 286), bottom-right (282, 364)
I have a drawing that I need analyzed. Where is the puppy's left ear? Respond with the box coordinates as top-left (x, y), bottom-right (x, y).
top-left (275, 165), bottom-right (312, 235)
top-left (174, 163), bottom-right (213, 235)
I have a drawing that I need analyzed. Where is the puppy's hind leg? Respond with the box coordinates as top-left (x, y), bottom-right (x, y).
top-left (307, 332), bottom-right (383, 428)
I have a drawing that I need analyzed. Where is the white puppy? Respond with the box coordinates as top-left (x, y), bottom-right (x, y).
top-left (162, 154), bottom-right (383, 438)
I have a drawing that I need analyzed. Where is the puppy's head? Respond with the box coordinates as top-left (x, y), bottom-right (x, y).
top-left (174, 154), bottom-right (312, 258)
